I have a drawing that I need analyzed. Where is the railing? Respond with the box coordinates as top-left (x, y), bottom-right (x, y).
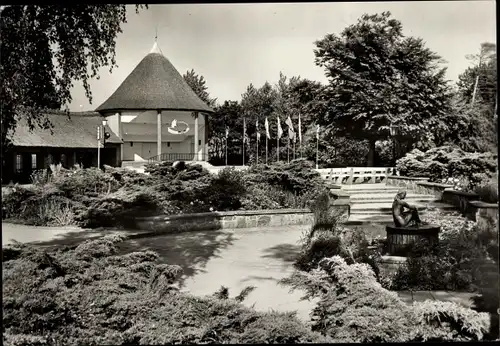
top-left (315, 167), bottom-right (395, 184)
top-left (148, 153), bottom-right (208, 164)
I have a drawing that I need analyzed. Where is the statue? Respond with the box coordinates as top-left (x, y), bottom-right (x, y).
top-left (392, 189), bottom-right (422, 227)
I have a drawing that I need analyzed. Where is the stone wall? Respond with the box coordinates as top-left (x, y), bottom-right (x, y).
top-left (386, 176), bottom-right (430, 191)
top-left (131, 203), bottom-right (351, 235)
top-left (386, 176), bottom-right (453, 199)
top-left (466, 201), bottom-right (499, 231)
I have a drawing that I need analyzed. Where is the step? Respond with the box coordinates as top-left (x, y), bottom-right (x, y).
top-left (350, 202), bottom-right (456, 212)
top-left (351, 198), bottom-right (438, 205)
top-left (346, 214), bottom-right (394, 224)
top-left (344, 188), bottom-right (404, 193)
top-left (350, 193), bottom-right (435, 200)
top-left (122, 160), bottom-right (148, 168)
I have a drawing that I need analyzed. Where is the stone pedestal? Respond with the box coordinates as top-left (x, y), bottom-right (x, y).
top-left (386, 224), bottom-right (440, 256)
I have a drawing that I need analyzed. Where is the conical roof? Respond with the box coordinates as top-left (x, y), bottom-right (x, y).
top-left (96, 43), bottom-right (213, 113)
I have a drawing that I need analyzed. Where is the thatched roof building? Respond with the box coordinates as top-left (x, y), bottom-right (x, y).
top-left (10, 111), bottom-right (122, 148)
top-left (96, 43), bottom-right (213, 113)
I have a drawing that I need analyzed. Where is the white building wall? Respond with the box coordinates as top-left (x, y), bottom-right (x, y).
top-left (118, 110), bottom-right (208, 161)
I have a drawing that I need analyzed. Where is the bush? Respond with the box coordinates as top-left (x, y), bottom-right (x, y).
top-left (76, 187), bottom-right (165, 228)
top-left (474, 173), bottom-right (498, 203)
top-left (2, 185), bottom-right (79, 226)
top-left (2, 236), bottom-right (333, 344)
top-left (396, 146), bottom-right (497, 186)
top-left (201, 167), bottom-right (247, 211)
top-left (390, 219), bottom-right (498, 292)
top-left (281, 256), bottom-right (491, 342)
top-left (246, 158), bottom-right (325, 195)
top-left (294, 191), bottom-right (380, 276)
top-left (53, 167), bottom-right (121, 200)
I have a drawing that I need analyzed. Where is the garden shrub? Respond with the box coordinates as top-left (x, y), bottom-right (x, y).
top-left (2, 236), bottom-right (332, 345)
top-left (390, 217), bottom-right (498, 292)
top-left (281, 256), bottom-right (490, 342)
top-left (201, 167), bottom-right (247, 211)
top-left (103, 165), bottom-right (154, 187)
top-left (474, 173), bottom-right (498, 203)
top-left (53, 167), bottom-right (121, 199)
top-left (76, 187), bottom-right (165, 228)
top-left (396, 146), bottom-right (497, 187)
top-left (294, 191), bottom-right (380, 276)
top-left (246, 158), bottom-right (325, 195)
top-left (2, 185), bottom-right (80, 226)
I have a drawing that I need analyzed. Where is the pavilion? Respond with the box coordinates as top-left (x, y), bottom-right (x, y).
top-left (95, 42), bottom-right (214, 166)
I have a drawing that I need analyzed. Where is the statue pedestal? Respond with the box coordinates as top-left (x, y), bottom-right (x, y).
top-left (385, 224), bottom-right (440, 256)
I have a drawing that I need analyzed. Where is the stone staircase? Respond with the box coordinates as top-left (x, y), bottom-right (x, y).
top-left (343, 184), bottom-right (457, 224)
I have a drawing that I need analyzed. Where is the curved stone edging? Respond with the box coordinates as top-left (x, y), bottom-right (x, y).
top-left (130, 205), bottom-right (350, 235)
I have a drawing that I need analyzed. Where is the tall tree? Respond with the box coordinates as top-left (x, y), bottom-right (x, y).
top-left (457, 43), bottom-right (497, 113)
top-left (0, 5), bottom-right (147, 152)
top-left (314, 12), bottom-right (452, 165)
top-left (183, 69), bottom-right (218, 108)
top-left (209, 100), bottom-right (242, 164)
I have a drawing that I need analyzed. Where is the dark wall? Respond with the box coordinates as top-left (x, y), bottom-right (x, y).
top-left (2, 145), bottom-right (120, 185)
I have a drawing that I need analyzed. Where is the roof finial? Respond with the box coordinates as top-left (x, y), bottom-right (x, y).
top-left (155, 26), bottom-right (158, 42)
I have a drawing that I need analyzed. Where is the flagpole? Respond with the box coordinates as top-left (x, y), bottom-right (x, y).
top-left (243, 118), bottom-right (245, 166)
top-left (316, 129), bottom-right (319, 170)
top-left (277, 138), bottom-right (280, 162)
top-left (287, 137), bottom-right (290, 163)
top-left (225, 136), bottom-right (228, 166)
top-left (256, 136), bottom-right (259, 165)
top-left (265, 136), bottom-right (268, 164)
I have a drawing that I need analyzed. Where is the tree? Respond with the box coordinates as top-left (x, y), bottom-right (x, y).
top-left (457, 42), bottom-right (497, 110)
top-left (0, 5), bottom-right (147, 153)
top-left (209, 100), bottom-right (243, 165)
top-left (314, 12), bottom-right (452, 166)
top-left (183, 69), bottom-right (217, 108)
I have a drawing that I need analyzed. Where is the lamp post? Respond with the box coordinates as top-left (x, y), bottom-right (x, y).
top-left (97, 119), bottom-right (108, 169)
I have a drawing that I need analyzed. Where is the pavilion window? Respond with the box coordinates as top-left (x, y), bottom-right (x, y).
top-left (15, 154), bottom-right (22, 172)
top-left (31, 154), bottom-right (37, 170)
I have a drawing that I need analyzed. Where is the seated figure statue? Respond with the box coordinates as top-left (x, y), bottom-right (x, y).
top-left (392, 189), bottom-right (422, 227)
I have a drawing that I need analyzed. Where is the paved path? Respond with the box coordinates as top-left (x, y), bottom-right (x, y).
top-left (2, 222), bottom-right (477, 322)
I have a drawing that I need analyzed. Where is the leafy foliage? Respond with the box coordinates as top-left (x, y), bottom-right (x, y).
top-left (294, 191), bottom-right (379, 275)
top-left (281, 256), bottom-right (490, 342)
top-left (2, 236), bottom-right (332, 344)
top-left (1, 5), bottom-right (146, 154)
top-left (314, 11), bottom-right (452, 165)
top-left (396, 146), bottom-right (497, 187)
top-left (4, 159), bottom-right (327, 228)
top-left (390, 210), bottom-right (499, 293)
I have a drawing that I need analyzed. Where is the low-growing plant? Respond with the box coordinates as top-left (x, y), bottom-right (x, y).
top-left (281, 256), bottom-right (491, 342)
top-left (396, 146), bottom-right (497, 186)
top-left (390, 221), bottom-right (498, 292)
top-left (474, 173), bottom-right (498, 203)
top-left (2, 235), bottom-right (333, 345)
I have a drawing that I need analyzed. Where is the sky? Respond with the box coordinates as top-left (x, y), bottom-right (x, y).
top-left (69, 1), bottom-right (497, 112)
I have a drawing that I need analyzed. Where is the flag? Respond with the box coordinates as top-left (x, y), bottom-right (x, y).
top-left (243, 117), bottom-right (249, 145)
top-left (264, 117), bottom-right (270, 139)
top-left (225, 127), bottom-right (229, 138)
top-left (256, 119), bottom-right (261, 142)
top-left (277, 116), bottom-right (283, 139)
top-left (285, 115), bottom-right (295, 141)
top-left (316, 124), bottom-right (320, 140)
top-left (298, 114), bottom-right (302, 144)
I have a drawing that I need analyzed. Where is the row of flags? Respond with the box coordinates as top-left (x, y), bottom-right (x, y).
top-left (225, 115), bottom-right (321, 144)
